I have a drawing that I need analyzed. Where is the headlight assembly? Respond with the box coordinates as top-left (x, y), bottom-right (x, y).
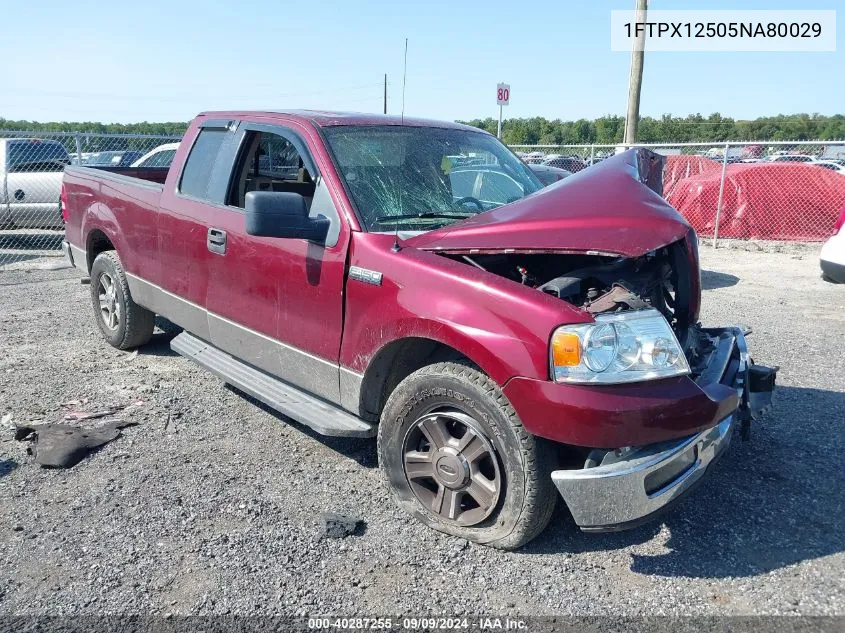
top-left (550, 309), bottom-right (690, 384)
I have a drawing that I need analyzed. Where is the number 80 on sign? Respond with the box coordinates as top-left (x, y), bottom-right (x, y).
top-left (496, 83), bottom-right (510, 106)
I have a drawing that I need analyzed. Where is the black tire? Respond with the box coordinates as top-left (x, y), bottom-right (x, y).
top-left (90, 251), bottom-right (155, 350)
top-left (378, 362), bottom-right (557, 550)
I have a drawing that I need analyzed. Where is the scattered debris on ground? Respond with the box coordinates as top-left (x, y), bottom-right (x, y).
top-left (320, 512), bottom-right (365, 539)
top-left (14, 421), bottom-right (137, 468)
top-left (63, 406), bottom-right (125, 422)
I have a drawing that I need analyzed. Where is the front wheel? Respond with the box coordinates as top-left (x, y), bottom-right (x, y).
top-left (90, 251), bottom-right (155, 350)
top-left (378, 362), bottom-right (557, 550)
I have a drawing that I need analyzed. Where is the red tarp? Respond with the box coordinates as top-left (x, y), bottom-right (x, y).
top-left (662, 155), bottom-right (722, 199)
top-left (666, 163), bottom-right (845, 241)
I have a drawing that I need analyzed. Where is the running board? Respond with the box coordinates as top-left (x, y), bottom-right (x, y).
top-left (170, 332), bottom-right (375, 438)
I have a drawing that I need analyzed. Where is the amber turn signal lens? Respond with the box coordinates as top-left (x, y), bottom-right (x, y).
top-left (552, 331), bottom-right (582, 367)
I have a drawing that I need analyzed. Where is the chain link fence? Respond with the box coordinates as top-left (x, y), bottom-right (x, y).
top-left (511, 141), bottom-right (845, 246)
top-left (3, 132), bottom-right (845, 268)
top-left (0, 131), bottom-right (181, 269)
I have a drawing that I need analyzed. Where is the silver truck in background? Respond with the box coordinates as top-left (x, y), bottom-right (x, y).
top-left (1, 138), bottom-right (70, 229)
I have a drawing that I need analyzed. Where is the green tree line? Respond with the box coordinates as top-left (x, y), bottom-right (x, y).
top-left (0, 119), bottom-right (188, 136)
top-left (460, 113), bottom-right (845, 145)
top-left (2, 113), bottom-right (845, 144)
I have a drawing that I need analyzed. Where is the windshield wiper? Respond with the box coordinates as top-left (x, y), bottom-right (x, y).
top-left (375, 211), bottom-right (475, 224)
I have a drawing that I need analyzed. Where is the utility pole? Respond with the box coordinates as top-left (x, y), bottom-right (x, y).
top-left (623, 0), bottom-right (648, 145)
top-left (383, 74), bottom-right (387, 114)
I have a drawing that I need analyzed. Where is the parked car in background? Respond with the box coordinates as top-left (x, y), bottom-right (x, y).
top-left (84, 150), bottom-right (144, 168)
top-left (820, 205), bottom-right (845, 283)
top-left (449, 164), bottom-right (530, 206)
top-left (522, 151), bottom-right (547, 164)
top-left (69, 152), bottom-right (94, 165)
top-left (61, 110), bottom-right (776, 549)
top-left (543, 156), bottom-right (587, 173)
top-left (741, 144), bottom-right (765, 160)
top-left (813, 161), bottom-right (845, 176)
top-left (131, 142), bottom-right (180, 168)
top-left (667, 162), bottom-right (845, 241)
top-left (767, 154), bottom-right (817, 163)
top-left (528, 163), bottom-right (572, 186)
top-left (0, 138), bottom-right (70, 229)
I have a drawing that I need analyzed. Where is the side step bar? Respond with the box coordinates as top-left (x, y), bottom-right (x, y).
top-left (171, 332), bottom-right (375, 438)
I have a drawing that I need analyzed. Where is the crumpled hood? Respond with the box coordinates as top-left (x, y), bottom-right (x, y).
top-left (406, 149), bottom-right (690, 257)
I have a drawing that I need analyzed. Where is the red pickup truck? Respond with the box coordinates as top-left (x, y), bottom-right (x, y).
top-left (61, 111), bottom-right (776, 549)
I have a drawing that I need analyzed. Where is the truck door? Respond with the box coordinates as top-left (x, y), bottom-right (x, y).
top-left (202, 122), bottom-right (349, 405)
top-left (156, 120), bottom-right (238, 340)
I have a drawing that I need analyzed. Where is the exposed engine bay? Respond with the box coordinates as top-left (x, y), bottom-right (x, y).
top-left (442, 238), bottom-right (716, 378)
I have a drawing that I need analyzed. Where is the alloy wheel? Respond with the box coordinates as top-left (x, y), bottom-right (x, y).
top-left (98, 272), bottom-right (120, 331)
top-left (402, 409), bottom-right (502, 526)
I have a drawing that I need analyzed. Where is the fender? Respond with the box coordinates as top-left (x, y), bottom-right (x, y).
top-left (340, 233), bottom-right (591, 386)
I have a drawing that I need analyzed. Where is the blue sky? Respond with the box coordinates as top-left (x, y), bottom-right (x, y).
top-left (1, 0), bottom-right (841, 123)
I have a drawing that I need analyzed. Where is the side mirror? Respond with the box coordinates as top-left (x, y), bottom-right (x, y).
top-left (244, 191), bottom-right (329, 242)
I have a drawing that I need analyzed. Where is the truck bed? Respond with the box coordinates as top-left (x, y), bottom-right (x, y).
top-left (62, 165), bottom-right (167, 271)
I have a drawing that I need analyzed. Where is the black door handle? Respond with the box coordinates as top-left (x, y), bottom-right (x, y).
top-left (207, 228), bottom-right (227, 255)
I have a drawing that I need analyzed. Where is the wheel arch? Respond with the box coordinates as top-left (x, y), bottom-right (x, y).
top-left (86, 228), bottom-right (115, 272)
top-left (353, 316), bottom-right (533, 420)
top-left (357, 337), bottom-right (468, 419)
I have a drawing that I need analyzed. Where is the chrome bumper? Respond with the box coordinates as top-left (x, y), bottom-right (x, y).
top-left (552, 414), bottom-right (734, 531)
top-left (551, 327), bottom-right (776, 532)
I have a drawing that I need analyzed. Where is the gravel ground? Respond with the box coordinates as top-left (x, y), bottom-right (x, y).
top-left (0, 230), bottom-right (65, 271)
top-left (0, 245), bottom-right (843, 616)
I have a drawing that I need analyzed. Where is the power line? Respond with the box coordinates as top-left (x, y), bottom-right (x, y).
top-left (3, 82), bottom-right (388, 103)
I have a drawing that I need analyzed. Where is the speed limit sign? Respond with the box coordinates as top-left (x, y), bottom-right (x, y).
top-left (496, 83), bottom-right (510, 106)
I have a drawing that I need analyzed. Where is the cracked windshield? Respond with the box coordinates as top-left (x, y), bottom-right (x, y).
top-left (323, 125), bottom-right (542, 231)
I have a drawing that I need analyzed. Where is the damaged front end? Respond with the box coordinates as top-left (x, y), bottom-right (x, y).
top-left (442, 241), bottom-right (777, 531)
top-left (413, 149), bottom-right (777, 531)
top-left (551, 325), bottom-right (776, 532)
top-left (440, 230), bottom-right (701, 361)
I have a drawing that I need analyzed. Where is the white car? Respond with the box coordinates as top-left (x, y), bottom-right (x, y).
top-left (813, 160), bottom-right (845, 176)
top-left (130, 142), bottom-right (180, 168)
top-left (767, 154), bottom-right (818, 163)
top-left (820, 208), bottom-right (845, 283)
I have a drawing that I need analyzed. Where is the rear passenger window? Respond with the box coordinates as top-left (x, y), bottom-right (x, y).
top-left (180, 129), bottom-right (227, 200)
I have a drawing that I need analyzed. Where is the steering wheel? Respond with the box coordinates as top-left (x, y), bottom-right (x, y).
top-left (454, 196), bottom-right (484, 210)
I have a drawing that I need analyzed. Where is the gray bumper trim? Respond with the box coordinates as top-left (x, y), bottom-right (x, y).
top-left (62, 241), bottom-right (88, 273)
top-left (552, 414), bottom-right (734, 530)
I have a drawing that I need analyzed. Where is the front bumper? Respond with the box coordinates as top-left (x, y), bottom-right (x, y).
top-left (551, 327), bottom-right (776, 532)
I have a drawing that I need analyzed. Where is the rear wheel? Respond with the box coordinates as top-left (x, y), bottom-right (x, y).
top-left (90, 251), bottom-right (155, 350)
top-left (378, 362), bottom-right (557, 550)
